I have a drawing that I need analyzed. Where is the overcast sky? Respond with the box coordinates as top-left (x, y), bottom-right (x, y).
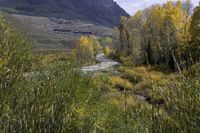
top-left (114, 0), bottom-right (199, 15)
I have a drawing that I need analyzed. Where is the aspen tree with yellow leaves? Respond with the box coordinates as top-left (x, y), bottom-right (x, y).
top-left (73, 36), bottom-right (94, 64)
top-left (117, 0), bottom-right (193, 70)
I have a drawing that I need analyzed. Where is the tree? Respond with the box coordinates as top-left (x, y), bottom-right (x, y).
top-left (90, 35), bottom-right (102, 55)
top-left (129, 11), bottom-right (145, 65)
top-left (190, 3), bottom-right (200, 62)
top-left (163, 1), bottom-right (187, 71)
top-left (119, 16), bottom-right (129, 56)
top-left (104, 46), bottom-right (111, 57)
top-left (145, 5), bottom-right (166, 64)
top-left (74, 36), bottom-right (94, 64)
top-left (118, 11), bottom-right (145, 65)
top-left (116, 1), bottom-right (192, 70)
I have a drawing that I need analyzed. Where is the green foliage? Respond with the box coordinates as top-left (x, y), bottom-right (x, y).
top-left (1, 2), bottom-right (200, 132)
top-left (0, 61), bottom-right (107, 132)
top-left (117, 1), bottom-right (194, 71)
top-left (72, 35), bottom-right (104, 65)
top-left (0, 14), bottom-right (32, 76)
top-left (0, 15), bottom-right (107, 132)
top-left (109, 76), bottom-right (134, 90)
top-left (149, 64), bottom-right (200, 133)
top-left (104, 46), bottom-right (111, 57)
top-left (72, 36), bottom-right (95, 65)
top-left (190, 5), bottom-right (200, 62)
top-left (119, 56), bottom-right (135, 66)
top-left (99, 37), bottom-right (113, 47)
top-left (118, 66), bottom-right (143, 84)
top-left (107, 64), bottom-right (200, 133)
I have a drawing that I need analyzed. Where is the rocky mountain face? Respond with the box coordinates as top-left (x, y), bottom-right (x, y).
top-left (0, 0), bottom-right (129, 27)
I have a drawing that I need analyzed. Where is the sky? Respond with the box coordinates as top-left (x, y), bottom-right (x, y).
top-left (114, 0), bottom-right (199, 15)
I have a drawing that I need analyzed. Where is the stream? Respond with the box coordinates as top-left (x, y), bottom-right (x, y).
top-left (81, 53), bottom-right (119, 72)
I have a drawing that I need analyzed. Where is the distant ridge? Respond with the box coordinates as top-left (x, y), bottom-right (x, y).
top-left (0, 0), bottom-right (129, 27)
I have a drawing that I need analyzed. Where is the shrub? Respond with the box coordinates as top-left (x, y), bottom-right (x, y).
top-left (117, 67), bottom-right (143, 84)
top-left (104, 46), bottom-right (111, 57)
top-left (119, 56), bottom-right (135, 66)
top-left (109, 76), bottom-right (133, 90)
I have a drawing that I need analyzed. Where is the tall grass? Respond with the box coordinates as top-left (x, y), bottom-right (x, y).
top-left (1, 13), bottom-right (200, 133)
top-left (0, 15), bottom-right (106, 132)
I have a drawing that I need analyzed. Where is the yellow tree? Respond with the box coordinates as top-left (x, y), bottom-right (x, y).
top-left (104, 46), bottom-right (111, 57)
top-left (145, 5), bottom-right (166, 64)
top-left (89, 35), bottom-right (102, 55)
top-left (93, 43), bottom-right (102, 55)
top-left (173, 1), bottom-right (188, 59)
top-left (74, 36), bottom-right (94, 64)
top-left (163, 1), bottom-right (187, 70)
top-left (104, 47), bottom-right (111, 57)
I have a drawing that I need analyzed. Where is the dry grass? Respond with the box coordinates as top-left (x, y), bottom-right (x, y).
top-left (106, 91), bottom-right (151, 110)
top-left (105, 65), bottom-right (176, 110)
top-left (118, 66), bottom-right (177, 88)
top-left (109, 76), bottom-right (134, 90)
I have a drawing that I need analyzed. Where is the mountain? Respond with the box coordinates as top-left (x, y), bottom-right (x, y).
top-left (0, 0), bottom-right (129, 27)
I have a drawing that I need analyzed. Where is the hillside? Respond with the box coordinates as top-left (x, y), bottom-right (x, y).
top-left (0, 0), bottom-right (129, 27)
top-left (6, 14), bottom-right (113, 53)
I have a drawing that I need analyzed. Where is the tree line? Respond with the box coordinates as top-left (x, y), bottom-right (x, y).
top-left (117, 0), bottom-right (200, 71)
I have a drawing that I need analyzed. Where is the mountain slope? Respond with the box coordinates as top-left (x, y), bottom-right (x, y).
top-left (0, 0), bottom-right (129, 27)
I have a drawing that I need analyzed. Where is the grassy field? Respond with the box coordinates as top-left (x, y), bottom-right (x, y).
top-left (92, 65), bottom-right (178, 109)
top-left (6, 14), bottom-right (113, 53)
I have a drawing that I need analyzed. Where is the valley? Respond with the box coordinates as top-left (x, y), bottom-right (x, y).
top-left (0, 0), bottom-right (200, 132)
top-left (7, 14), bottom-right (113, 53)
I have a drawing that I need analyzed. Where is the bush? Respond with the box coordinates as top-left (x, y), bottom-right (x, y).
top-left (109, 76), bottom-right (133, 90)
top-left (104, 46), bottom-right (111, 57)
top-left (117, 67), bottom-right (143, 84)
top-left (119, 56), bottom-right (135, 66)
